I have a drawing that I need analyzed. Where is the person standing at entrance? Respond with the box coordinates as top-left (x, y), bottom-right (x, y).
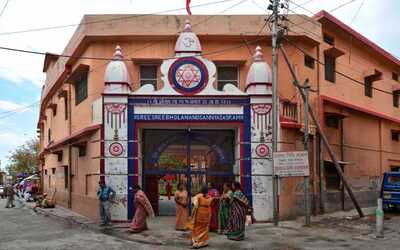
top-left (226, 182), bottom-right (249, 241)
top-left (189, 185), bottom-right (212, 249)
top-left (5, 184), bottom-right (15, 208)
top-left (166, 180), bottom-right (173, 200)
top-left (218, 183), bottom-right (232, 234)
top-left (207, 183), bottom-right (220, 232)
top-left (96, 180), bottom-right (115, 226)
top-left (130, 185), bottom-right (155, 233)
top-left (174, 183), bottom-right (189, 231)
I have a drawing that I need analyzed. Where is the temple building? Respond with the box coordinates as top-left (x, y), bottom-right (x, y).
top-left (38, 12), bottom-right (400, 222)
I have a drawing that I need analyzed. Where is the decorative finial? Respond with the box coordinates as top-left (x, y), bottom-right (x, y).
top-left (113, 45), bottom-right (123, 60)
top-left (183, 19), bottom-right (192, 32)
top-left (253, 46), bottom-right (264, 62)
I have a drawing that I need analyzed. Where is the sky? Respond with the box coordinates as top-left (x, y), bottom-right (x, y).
top-left (0, 0), bottom-right (398, 169)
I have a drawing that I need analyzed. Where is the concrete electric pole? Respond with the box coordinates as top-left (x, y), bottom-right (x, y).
top-left (270, 0), bottom-right (280, 226)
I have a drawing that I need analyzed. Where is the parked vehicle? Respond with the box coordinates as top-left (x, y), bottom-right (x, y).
top-left (0, 185), bottom-right (4, 198)
top-left (381, 171), bottom-right (400, 211)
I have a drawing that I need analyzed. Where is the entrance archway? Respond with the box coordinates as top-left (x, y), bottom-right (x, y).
top-left (142, 129), bottom-right (236, 215)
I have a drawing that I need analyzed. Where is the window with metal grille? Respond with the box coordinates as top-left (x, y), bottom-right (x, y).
top-left (364, 77), bottom-right (373, 97)
top-left (393, 90), bottom-right (400, 107)
top-left (324, 55), bottom-right (335, 83)
top-left (304, 55), bottom-right (315, 69)
top-left (217, 66), bottom-right (239, 90)
top-left (392, 72), bottom-right (399, 81)
top-left (75, 72), bottom-right (88, 105)
top-left (392, 131), bottom-right (400, 141)
top-left (323, 33), bottom-right (335, 46)
top-left (78, 146), bottom-right (87, 157)
top-left (140, 65), bottom-right (158, 89)
top-left (325, 116), bottom-right (339, 129)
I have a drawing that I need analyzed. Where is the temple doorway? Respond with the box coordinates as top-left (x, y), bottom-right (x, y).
top-left (142, 129), bottom-right (236, 215)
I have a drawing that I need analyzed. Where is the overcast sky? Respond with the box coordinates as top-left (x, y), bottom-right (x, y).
top-left (0, 0), bottom-right (398, 169)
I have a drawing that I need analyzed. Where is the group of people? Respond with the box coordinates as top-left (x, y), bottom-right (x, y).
top-left (97, 180), bottom-right (251, 249)
top-left (175, 182), bottom-right (251, 248)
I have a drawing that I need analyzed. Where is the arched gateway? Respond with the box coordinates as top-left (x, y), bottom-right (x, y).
top-left (102, 20), bottom-right (275, 221)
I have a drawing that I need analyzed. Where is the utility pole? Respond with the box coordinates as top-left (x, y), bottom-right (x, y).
top-left (303, 79), bottom-right (311, 226)
top-left (270, 0), bottom-right (280, 226)
top-left (280, 46), bottom-right (364, 218)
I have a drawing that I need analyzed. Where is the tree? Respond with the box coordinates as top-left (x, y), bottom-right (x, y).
top-left (6, 138), bottom-right (39, 178)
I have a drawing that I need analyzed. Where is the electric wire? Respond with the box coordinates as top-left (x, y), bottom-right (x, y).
top-left (0, 0), bottom-right (238, 36)
top-left (350, 0), bottom-right (365, 25)
top-left (0, 0), bottom-right (10, 18)
top-left (282, 36), bottom-right (395, 96)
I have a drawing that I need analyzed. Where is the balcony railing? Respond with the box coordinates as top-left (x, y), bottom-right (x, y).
top-left (280, 101), bottom-right (298, 122)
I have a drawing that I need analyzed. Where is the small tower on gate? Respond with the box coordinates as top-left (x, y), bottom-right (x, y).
top-left (175, 19), bottom-right (202, 57)
top-left (245, 46), bottom-right (272, 95)
top-left (104, 45), bottom-right (131, 94)
top-left (245, 46), bottom-right (274, 221)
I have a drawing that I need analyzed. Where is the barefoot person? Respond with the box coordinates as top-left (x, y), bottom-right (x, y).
top-left (218, 183), bottom-right (232, 234)
top-left (174, 183), bottom-right (189, 231)
top-left (226, 182), bottom-right (249, 241)
top-left (130, 185), bottom-right (155, 233)
top-left (189, 185), bottom-right (212, 249)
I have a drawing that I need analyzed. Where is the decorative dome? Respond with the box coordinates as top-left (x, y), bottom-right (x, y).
top-left (245, 46), bottom-right (272, 95)
top-left (175, 19), bottom-right (202, 55)
top-left (104, 46), bottom-right (131, 94)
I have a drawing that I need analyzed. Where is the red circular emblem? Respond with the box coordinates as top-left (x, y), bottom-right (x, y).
top-left (109, 142), bottom-right (124, 156)
top-left (255, 144), bottom-right (270, 157)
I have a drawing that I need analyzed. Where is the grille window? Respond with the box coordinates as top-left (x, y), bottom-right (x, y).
top-left (323, 33), bottom-right (335, 46)
top-left (324, 55), bottom-right (335, 83)
top-left (304, 55), bottom-right (315, 69)
top-left (75, 72), bottom-right (88, 105)
top-left (140, 65), bottom-right (158, 89)
top-left (217, 66), bottom-right (239, 90)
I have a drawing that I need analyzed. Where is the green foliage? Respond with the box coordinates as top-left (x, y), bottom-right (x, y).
top-left (6, 138), bottom-right (39, 178)
top-left (159, 154), bottom-right (184, 168)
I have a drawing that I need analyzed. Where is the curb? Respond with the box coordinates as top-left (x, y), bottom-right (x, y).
top-left (31, 206), bottom-right (165, 245)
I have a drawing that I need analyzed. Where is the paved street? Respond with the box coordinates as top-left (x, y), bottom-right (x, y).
top-left (2, 197), bottom-right (400, 250)
top-left (0, 198), bottom-right (150, 250)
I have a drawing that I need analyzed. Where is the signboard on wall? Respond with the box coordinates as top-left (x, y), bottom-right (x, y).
top-left (273, 151), bottom-right (310, 177)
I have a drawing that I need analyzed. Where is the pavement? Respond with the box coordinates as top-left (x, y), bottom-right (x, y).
top-left (2, 196), bottom-right (400, 249)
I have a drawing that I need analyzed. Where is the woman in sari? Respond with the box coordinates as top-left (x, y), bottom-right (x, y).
top-left (174, 183), bottom-right (189, 231)
top-left (189, 185), bottom-right (212, 249)
top-left (130, 185), bottom-right (155, 233)
top-left (226, 182), bottom-right (249, 241)
top-left (207, 183), bottom-right (220, 232)
top-left (218, 183), bottom-right (232, 234)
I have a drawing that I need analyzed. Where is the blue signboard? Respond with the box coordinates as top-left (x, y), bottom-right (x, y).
top-left (133, 114), bottom-right (244, 121)
top-left (130, 98), bottom-right (249, 105)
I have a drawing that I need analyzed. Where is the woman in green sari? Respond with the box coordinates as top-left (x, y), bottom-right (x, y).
top-left (218, 183), bottom-right (232, 234)
top-left (226, 181), bottom-right (249, 241)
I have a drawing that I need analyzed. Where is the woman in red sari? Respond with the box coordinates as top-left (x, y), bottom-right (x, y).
top-left (130, 185), bottom-right (155, 233)
top-left (207, 183), bottom-right (220, 232)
